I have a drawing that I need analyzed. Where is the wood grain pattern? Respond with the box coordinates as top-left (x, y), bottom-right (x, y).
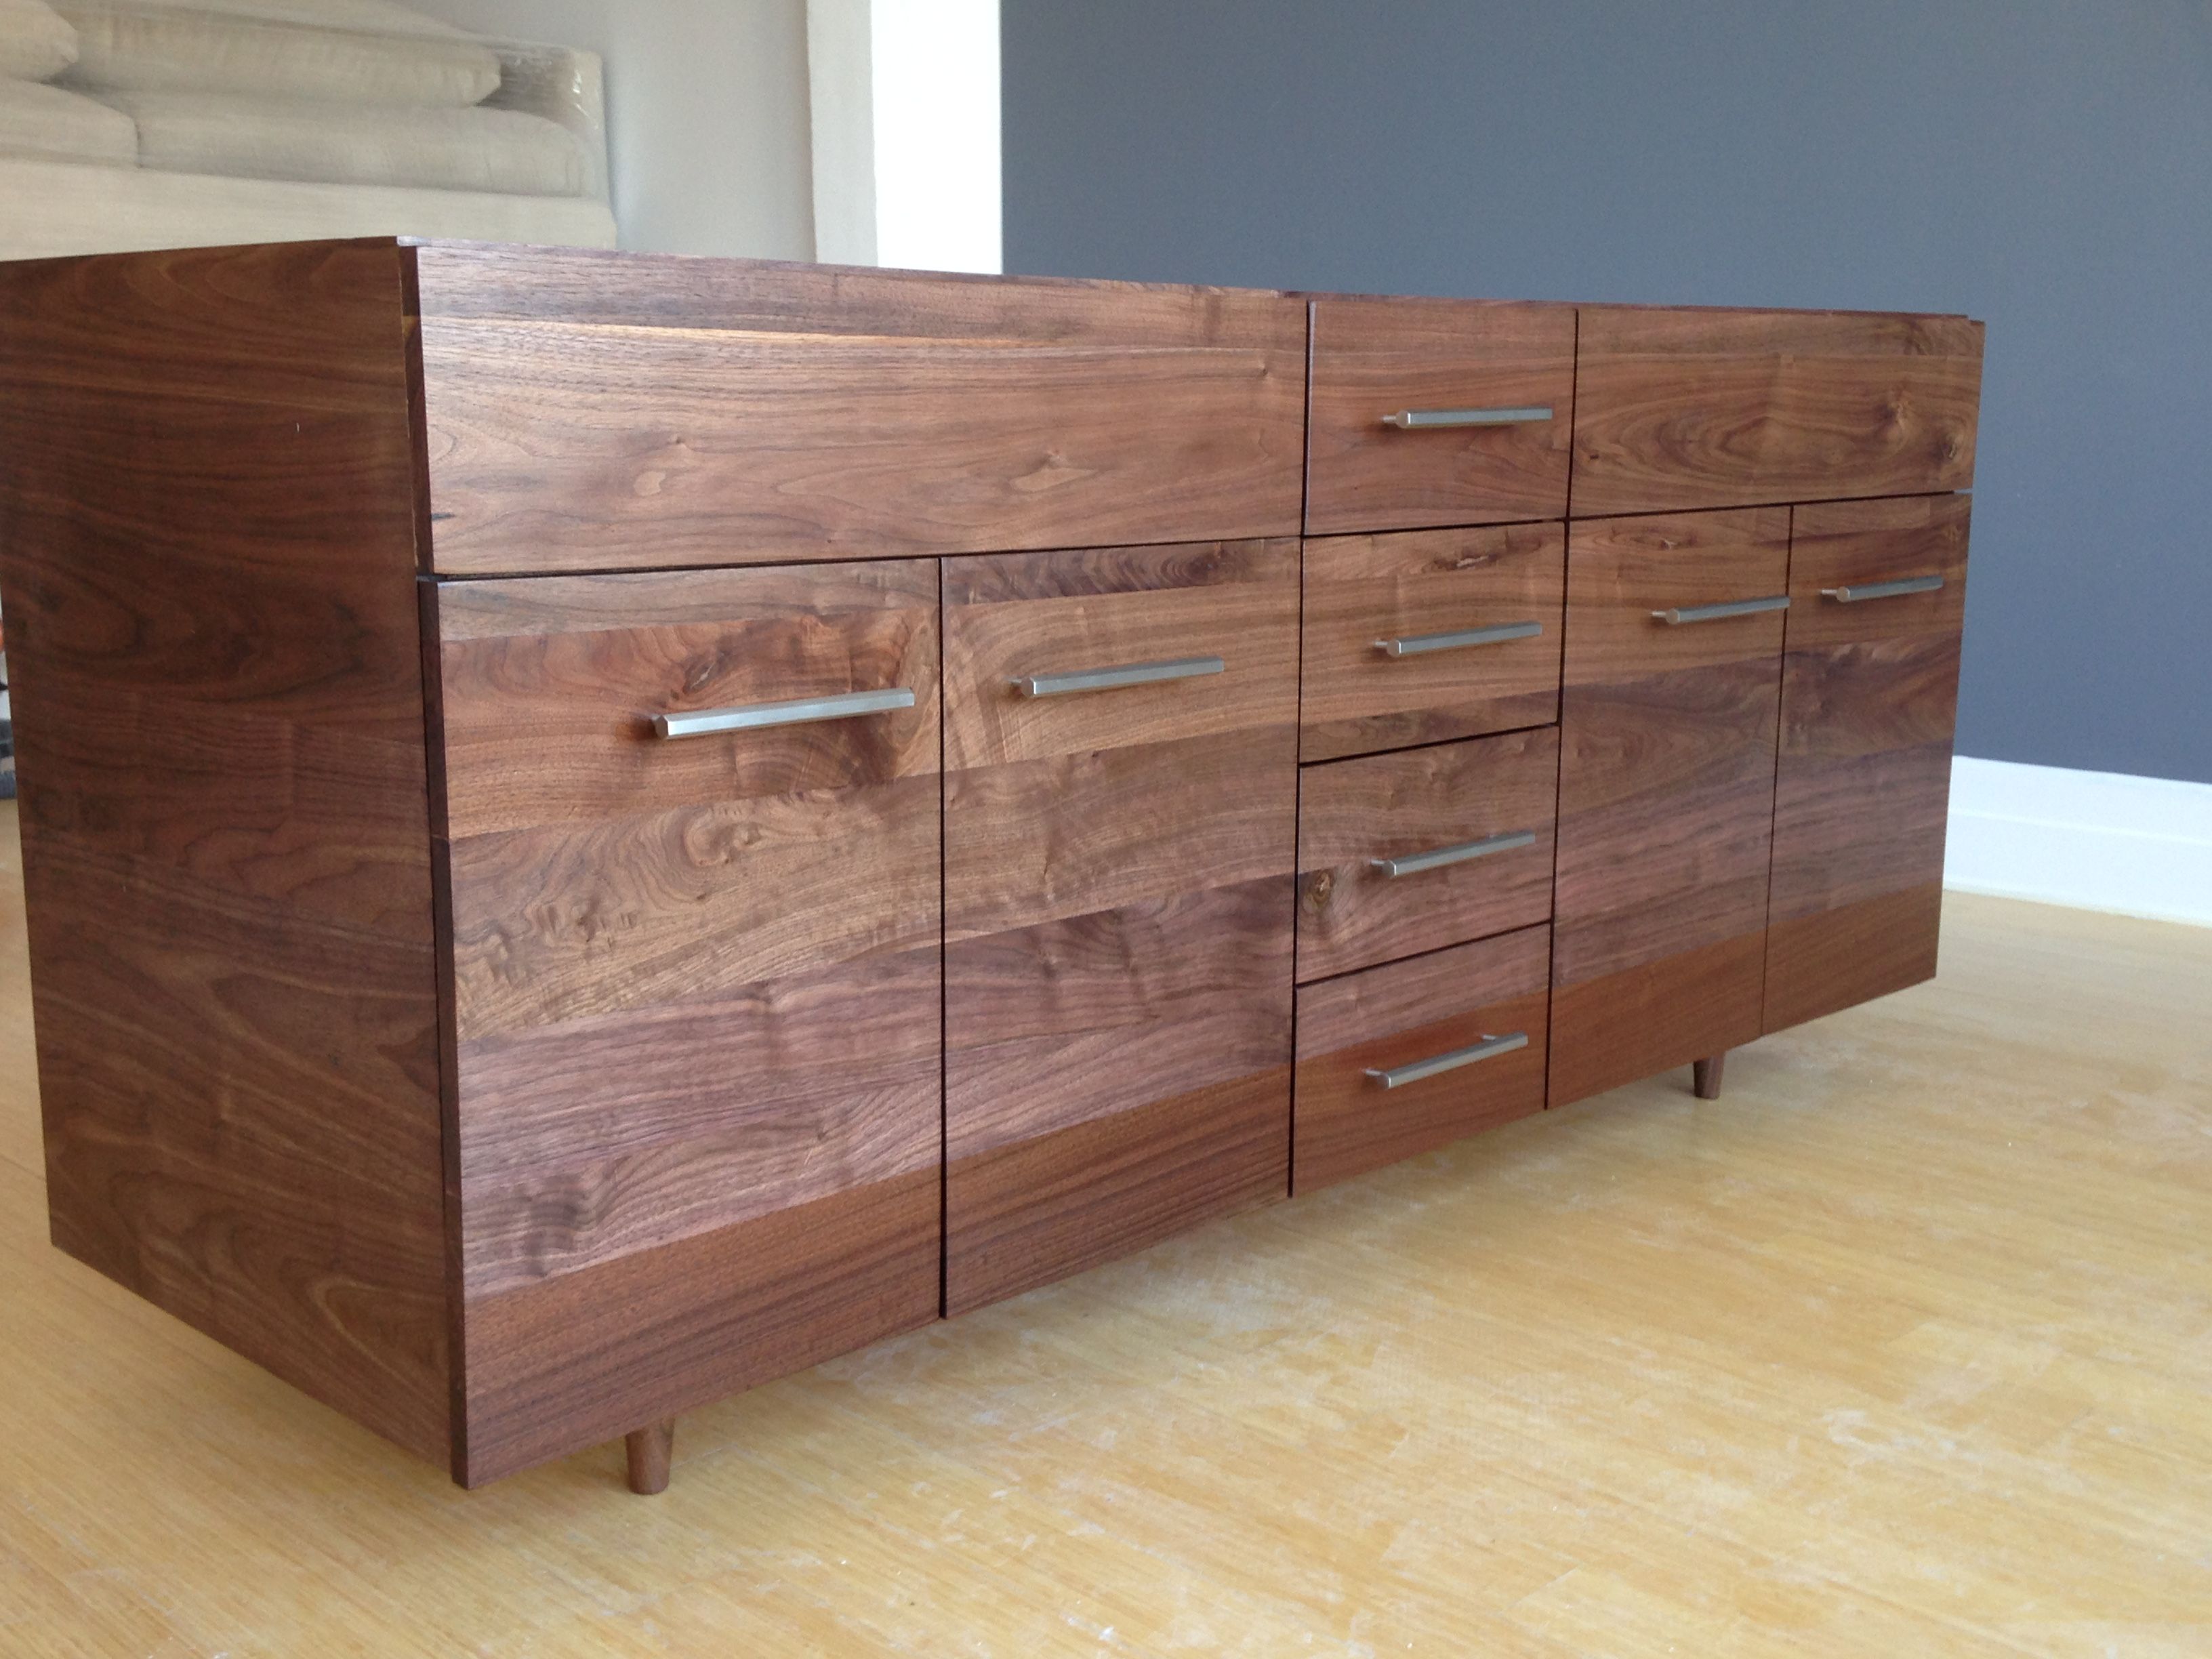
top-left (1766, 882), bottom-right (1946, 1036)
top-left (1305, 297), bottom-right (1574, 535)
top-left (436, 560), bottom-right (941, 840)
top-left (412, 244), bottom-right (1308, 573)
top-left (1547, 930), bottom-right (1768, 1108)
top-left (1572, 307), bottom-right (1984, 517)
top-left (0, 239), bottom-right (451, 1466)
top-left (1298, 523), bottom-right (1565, 762)
top-left (947, 878), bottom-right (1294, 1163)
top-left (1765, 495), bottom-right (1968, 1031)
top-left (1551, 510), bottom-right (1788, 1105)
top-left (945, 1069), bottom-right (1289, 1316)
top-left (431, 561), bottom-right (944, 1469)
top-left (463, 1168), bottom-right (939, 1483)
top-left (1294, 926), bottom-right (1551, 1191)
top-left (1296, 729), bottom-right (1558, 983)
top-left (455, 945), bottom-right (940, 1297)
top-left (944, 541), bottom-right (1298, 1311)
top-left (943, 539), bottom-right (1300, 771)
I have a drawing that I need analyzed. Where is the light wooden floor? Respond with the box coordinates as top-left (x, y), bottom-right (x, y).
top-left (2, 802), bottom-right (2209, 1658)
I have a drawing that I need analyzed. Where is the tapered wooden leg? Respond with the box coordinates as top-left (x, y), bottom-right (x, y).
top-left (624, 1418), bottom-right (675, 1495)
top-left (1692, 1052), bottom-right (1727, 1101)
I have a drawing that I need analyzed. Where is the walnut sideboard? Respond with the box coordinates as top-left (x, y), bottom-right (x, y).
top-left (0, 239), bottom-right (1982, 1493)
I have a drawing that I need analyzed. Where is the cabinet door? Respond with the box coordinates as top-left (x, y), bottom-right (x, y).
top-left (434, 561), bottom-right (942, 1483)
top-left (1572, 307), bottom-right (1982, 518)
top-left (1550, 509), bottom-right (1788, 1107)
top-left (943, 540), bottom-right (1300, 1314)
top-left (1765, 495), bottom-right (1969, 1031)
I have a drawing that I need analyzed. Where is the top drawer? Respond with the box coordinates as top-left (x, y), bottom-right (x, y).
top-left (1305, 296), bottom-right (1574, 535)
top-left (412, 243), bottom-right (1308, 575)
top-left (1572, 307), bottom-right (1983, 518)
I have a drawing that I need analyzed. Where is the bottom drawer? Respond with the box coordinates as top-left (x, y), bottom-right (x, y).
top-left (1293, 924), bottom-right (1551, 1192)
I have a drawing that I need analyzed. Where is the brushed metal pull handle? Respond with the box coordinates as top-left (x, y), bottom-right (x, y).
top-left (1651, 595), bottom-right (1791, 626)
top-left (653, 687), bottom-right (916, 739)
top-left (1368, 830), bottom-right (1537, 879)
top-left (1012, 655), bottom-right (1225, 698)
top-left (1366, 1031), bottom-right (1529, 1090)
top-left (1822, 574), bottom-right (1946, 603)
top-left (1380, 405), bottom-right (1553, 430)
top-left (1374, 620), bottom-right (1543, 657)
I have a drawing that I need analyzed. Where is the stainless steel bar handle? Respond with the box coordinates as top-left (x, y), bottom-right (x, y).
top-left (1651, 595), bottom-right (1791, 626)
top-left (1368, 830), bottom-right (1537, 879)
top-left (1381, 405), bottom-right (1553, 430)
top-left (1012, 655), bottom-right (1225, 698)
top-left (653, 687), bottom-right (915, 739)
top-left (1822, 574), bottom-right (1946, 604)
top-left (1366, 1031), bottom-right (1530, 1090)
top-left (1375, 620), bottom-right (1544, 657)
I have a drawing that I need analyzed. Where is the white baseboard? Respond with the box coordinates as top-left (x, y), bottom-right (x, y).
top-left (1946, 756), bottom-right (2212, 927)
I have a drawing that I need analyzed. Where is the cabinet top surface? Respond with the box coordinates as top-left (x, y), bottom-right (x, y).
top-left (0, 237), bottom-right (1983, 331)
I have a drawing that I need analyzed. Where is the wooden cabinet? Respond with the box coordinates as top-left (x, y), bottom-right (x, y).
top-left (1305, 296), bottom-right (1574, 535)
top-left (1765, 494), bottom-right (1970, 1031)
top-left (1572, 307), bottom-right (1984, 518)
top-left (1298, 523), bottom-right (1565, 762)
top-left (941, 539), bottom-right (1300, 1314)
top-left (0, 239), bottom-right (1984, 1492)
top-left (1550, 508), bottom-right (1790, 1108)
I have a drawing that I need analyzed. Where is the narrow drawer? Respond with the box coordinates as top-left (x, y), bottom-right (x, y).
top-left (1294, 924), bottom-right (1551, 1192)
top-left (414, 244), bottom-right (1308, 575)
top-left (1305, 295), bottom-right (1574, 536)
top-left (1572, 306), bottom-right (1983, 518)
top-left (1297, 726), bottom-right (1558, 984)
top-left (432, 560), bottom-right (943, 1477)
top-left (1300, 522), bottom-right (1565, 762)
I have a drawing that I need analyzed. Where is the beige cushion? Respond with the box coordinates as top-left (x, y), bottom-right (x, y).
top-left (57, 0), bottom-right (501, 106)
top-left (0, 0), bottom-right (78, 81)
top-left (104, 90), bottom-right (588, 196)
top-left (0, 77), bottom-right (135, 165)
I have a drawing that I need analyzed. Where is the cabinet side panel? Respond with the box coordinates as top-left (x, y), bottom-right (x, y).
top-left (0, 240), bottom-right (451, 1465)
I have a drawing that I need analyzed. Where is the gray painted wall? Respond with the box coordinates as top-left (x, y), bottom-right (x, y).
top-left (1003, 1), bottom-right (2212, 785)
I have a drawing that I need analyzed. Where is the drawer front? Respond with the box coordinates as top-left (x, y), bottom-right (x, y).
top-left (1300, 523), bottom-right (1565, 762)
top-left (1766, 494), bottom-right (1969, 1033)
top-left (1572, 306), bottom-right (1983, 518)
top-left (1297, 727), bottom-right (1559, 984)
top-left (1305, 297), bottom-right (1574, 535)
top-left (414, 244), bottom-right (1308, 575)
top-left (1294, 925), bottom-right (1551, 1192)
top-left (433, 560), bottom-right (942, 1481)
top-left (943, 540), bottom-right (1300, 1315)
top-left (1549, 509), bottom-right (1788, 1107)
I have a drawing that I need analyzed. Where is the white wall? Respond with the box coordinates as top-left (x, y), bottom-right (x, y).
top-left (808, 0), bottom-right (1002, 272)
top-left (410, 0), bottom-right (815, 260)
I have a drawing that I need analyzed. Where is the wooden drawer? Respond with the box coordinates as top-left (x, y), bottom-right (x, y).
top-left (1572, 306), bottom-right (1984, 518)
top-left (943, 539), bottom-right (1300, 1315)
top-left (1297, 727), bottom-right (1558, 984)
top-left (1300, 522), bottom-right (1565, 761)
top-left (1294, 925), bottom-right (1551, 1192)
top-left (1305, 296), bottom-right (1574, 536)
top-left (1549, 509), bottom-right (1788, 1108)
top-left (414, 244), bottom-right (1308, 575)
top-left (1766, 493), bottom-right (1969, 1033)
top-left (432, 560), bottom-right (942, 1480)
